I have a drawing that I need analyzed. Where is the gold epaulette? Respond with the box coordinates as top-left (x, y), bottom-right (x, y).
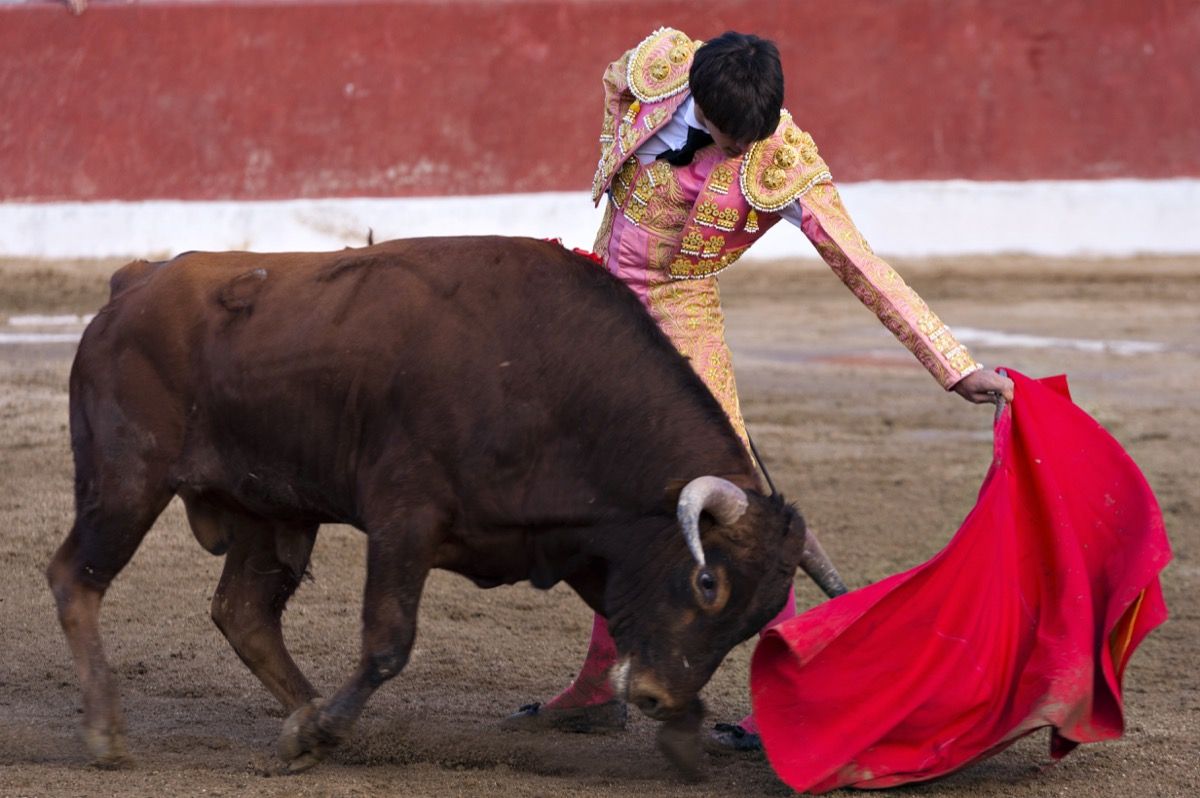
top-left (626, 27), bottom-right (700, 103)
top-left (740, 111), bottom-right (833, 212)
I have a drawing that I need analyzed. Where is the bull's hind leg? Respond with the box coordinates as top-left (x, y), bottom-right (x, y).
top-left (277, 505), bottom-right (443, 772)
top-left (46, 488), bottom-right (172, 767)
top-left (206, 512), bottom-right (320, 712)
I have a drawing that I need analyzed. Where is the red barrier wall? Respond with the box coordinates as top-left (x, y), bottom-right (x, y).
top-left (3, 0), bottom-right (1198, 201)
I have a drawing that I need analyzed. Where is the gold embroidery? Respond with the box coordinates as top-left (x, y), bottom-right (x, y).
top-left (701, 234), bottom-right (725, 259)
top-left (648, 160), bottom-right (672, 185)
top-left (763, 167), bottom-right (786, 190)
top-left (949, 348), bottom-right (978, 373)
top-left (741, 110), bottom-right (832, 211)
top-left (592, 201), bottom-right (616, 257)
top-left (916, 311), bottom-right (941, 336)
top-left (609, 157), bottom-right (637, 207)
top-left (695, 199), bottom-right (719, 227)
top-left (744, 209), bottom-right (759, 233)
top-left (646, 278), bottom-right (749, 447)
top-left (623, 201), bottom-right (646, 224)
top-left (611, 180), bottom-right (629, 207)
top-left (591, 150), bottom-right (613, 201)
top-left (715, 207), bottom-right (740, 232)
top-left (680, 229), bottom-right (704, 256)
top-left (643, 106), bottom-right (669, 130)
top-left (632, 171), bottom-right (654, 203)
top-left (708, 164), bottom-right (735, 195)
top-left (667, 247), bottom-right (750, 279)
top-left (933, 330), bottom-right (958, 355)
top-left (627, 28), bottom-right (694, 102)
top-left (626, 160), bottom-right (689, 235)
top-left (619, 121), bottom-right (641, 154)
top-left (623, 100), bottom-right (640, 124)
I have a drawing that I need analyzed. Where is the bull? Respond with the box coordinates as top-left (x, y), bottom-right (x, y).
top-left (47, 236), bottom-right (844, 779)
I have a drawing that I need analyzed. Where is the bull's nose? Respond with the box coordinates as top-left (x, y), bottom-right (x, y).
top-left (628, 673), bottom-right (682, 720)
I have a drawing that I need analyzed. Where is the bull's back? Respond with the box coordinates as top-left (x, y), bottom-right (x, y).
top-left (72, 237), bottom-right (739, 521)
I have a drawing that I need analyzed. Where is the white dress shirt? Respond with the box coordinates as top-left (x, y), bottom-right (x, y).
top-left (633, 96), bottom-right (805, 228)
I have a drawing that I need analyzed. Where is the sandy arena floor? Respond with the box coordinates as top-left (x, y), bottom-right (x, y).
top-left (1, 253), bottom-right (1196, 797)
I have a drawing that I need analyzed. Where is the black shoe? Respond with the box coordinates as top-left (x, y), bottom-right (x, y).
top-left (501, 700), bottom-right (628, 733)
top-left (708, 722), bottom-right (762, 752)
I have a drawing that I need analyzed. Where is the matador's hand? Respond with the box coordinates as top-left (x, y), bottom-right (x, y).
top-left (952, 369), bottom-right (1015, 405)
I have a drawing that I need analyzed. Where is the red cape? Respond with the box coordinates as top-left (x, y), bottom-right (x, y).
top-left (751, 371), bottom-right (1171, 792)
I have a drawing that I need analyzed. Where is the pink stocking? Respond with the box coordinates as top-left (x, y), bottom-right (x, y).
top-left (544, 613), bottom-right (619, 709)
top-left (737, 585), bottom-right (797, 732)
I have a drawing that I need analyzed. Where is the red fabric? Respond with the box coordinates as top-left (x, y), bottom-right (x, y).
top-left (541, 237), bottom-right (604, 266)
top-left (750, 371), bottom-right (1171, 792)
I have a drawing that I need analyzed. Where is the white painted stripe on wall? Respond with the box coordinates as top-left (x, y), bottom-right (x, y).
top-left (954, 327), bottom-right (1167, 355)
top-left (2, 179), bottom-right (1198, 260)
top-left (0, 333), bottom-right (82, 344)
top-left (8, 314), bottom-right (94, 326)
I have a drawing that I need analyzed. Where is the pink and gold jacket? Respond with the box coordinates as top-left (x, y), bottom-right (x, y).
top-left (591, 28), bottom-right (981, 390)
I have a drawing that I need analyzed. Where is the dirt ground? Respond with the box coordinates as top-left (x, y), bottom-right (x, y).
top-left (1, 253), bottom-right (1196, 797)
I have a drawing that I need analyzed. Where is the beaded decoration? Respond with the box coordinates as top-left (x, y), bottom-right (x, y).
top-left (740, 111), bottom-right (833, 212)
top-left (626, 28), bottom-right (697, 103)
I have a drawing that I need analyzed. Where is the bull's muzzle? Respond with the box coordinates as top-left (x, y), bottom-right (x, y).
top-left (628, 670), bottom-right (689, 721)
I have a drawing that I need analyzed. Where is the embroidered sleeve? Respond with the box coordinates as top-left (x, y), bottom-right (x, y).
top-left (599, 49), bottom-right (634, 156)
top-left (798, 183), bottom-right (982, 389)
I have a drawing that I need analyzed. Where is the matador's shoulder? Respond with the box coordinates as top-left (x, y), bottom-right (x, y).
top-left (740, 111), bottom-right (834, 212)
top-left (625, 27), bottom-right (701, 103)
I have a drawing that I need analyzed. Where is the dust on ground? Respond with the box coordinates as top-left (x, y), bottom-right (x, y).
top-left (1, 254), bottom-right (1196, 797)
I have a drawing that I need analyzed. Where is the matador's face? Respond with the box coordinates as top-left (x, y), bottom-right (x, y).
top-left (693, 104), bottom-right (757, 158)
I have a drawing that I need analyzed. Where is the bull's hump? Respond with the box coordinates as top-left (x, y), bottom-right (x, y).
top-left (108, 258), bottom-right (165, 300)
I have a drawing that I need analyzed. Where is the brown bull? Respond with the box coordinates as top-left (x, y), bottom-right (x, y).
top-left (47, 236), bottom-right (843, 779)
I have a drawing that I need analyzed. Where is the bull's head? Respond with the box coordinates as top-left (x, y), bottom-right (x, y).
top-left (604, 476), bottom-right (837, 778)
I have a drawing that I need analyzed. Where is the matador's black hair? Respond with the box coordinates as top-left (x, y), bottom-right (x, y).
top-left (689, 31), bottom-right (784, 144)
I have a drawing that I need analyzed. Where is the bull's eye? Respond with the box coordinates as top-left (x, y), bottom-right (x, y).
top-left (692, 564), bottom-right (729, 612)
top-left (697, 568), bottom-right (719, 605)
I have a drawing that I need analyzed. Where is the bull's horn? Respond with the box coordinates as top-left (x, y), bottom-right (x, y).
top-left (676, 476), bottom-right (749, 567)
top-left (800, 531), bottom-right (848, 598)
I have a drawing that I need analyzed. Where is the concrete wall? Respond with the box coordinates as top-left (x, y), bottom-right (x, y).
top-left (4, 0), bottom-right (1198, 202)
top-left (3, 0), bottom-right (1198, 257)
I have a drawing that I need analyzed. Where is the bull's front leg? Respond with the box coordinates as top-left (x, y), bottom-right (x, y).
top-left (277, 508), bottom-right (440, 773)
top-left (656, 696), bottom-right (706, 782)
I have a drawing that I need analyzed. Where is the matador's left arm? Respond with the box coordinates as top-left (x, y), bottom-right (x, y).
top-left (785, 187), bottom-right (1013, 402)
top-left (780, 184), bottom-right (982, 390)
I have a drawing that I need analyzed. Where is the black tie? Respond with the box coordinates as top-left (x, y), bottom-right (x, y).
top-left (656, 126), bottom-right (714, 167)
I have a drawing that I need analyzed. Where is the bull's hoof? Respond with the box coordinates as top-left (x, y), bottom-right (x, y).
top-left (277, 699), bottom-right (329, 773)
top-left (84, 726), bottom-right (132, 770)
top-left (707, 722), bottom-right (763, 753)
top-left (657, 721), bottom-right (705, 782)
top-left (500, 700), bottom-right (627, 734)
